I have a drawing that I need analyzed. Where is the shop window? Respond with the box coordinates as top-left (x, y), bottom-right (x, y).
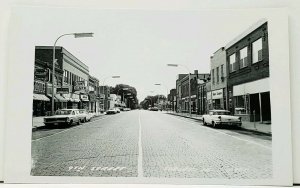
top-left (234, 95), bottom-right (250, 114)
top-left (240, 47), bottom-right (248, 68)
top-left (229, 54), bottom-right (236, 73)
top-left (252, 38), bottom-right (263, 63)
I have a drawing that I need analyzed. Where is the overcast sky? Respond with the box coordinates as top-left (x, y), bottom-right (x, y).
top-left (16, 7), bottom-right (268, 101)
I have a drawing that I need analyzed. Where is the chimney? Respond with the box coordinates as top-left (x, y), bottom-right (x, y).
top-left (194, 70), bottom-right (198, 75)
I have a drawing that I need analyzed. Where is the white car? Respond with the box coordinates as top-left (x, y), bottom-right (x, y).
top-left (78, 109), bottom-right (93, 122)
top-left (106, 108), bottom-right (118, 115)
top-left (44, 109), bottom-right (81, 127)
top-left (202, 110), bottom-right (242, 128)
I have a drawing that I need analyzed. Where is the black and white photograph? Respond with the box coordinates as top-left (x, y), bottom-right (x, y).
top-left (3, 5), bottom-right (292, 185)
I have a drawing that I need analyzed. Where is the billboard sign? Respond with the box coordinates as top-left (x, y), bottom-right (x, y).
top-left (74, 81), bottom-right (87, 93)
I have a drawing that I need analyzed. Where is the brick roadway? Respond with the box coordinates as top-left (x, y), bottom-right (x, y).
top-left (31, 110), bottom-right (272, 178)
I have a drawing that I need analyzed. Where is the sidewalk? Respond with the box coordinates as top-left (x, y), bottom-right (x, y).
top-left (165, 111), bottom-right (271, 135)
top-left (32, 113), bottom-right (106, 130)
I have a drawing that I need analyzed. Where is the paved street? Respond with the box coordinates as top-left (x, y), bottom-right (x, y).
top-left (31, 110), bottom-right (272, 178)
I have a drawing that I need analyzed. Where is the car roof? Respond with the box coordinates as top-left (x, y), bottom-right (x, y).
top-left (58, 109), bottom-right (79, 111)
top-left (210, 109), bottom-right (230, 112)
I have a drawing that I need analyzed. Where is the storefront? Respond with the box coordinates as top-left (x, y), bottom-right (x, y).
top-left (232, 78), bottom-right (271, 123)
top-left (211, 88), bottom-right (226, 110)
top-left (33, 80), bottom-right (49, 116)
top-left (80, 94), bottom-right (89, 110)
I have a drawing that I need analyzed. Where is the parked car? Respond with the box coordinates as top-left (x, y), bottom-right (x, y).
top-left (123, 108), bottom-right (131, 111)
top-left (44, 109), bottom-right (81, 127)
top-left (202, 110), bottom-right (242, 128)
top-left (106, 108), bottom-right (118, 115)
top-left (150, 107), bottom-right (159, 111)
top-left (78, 109), bottom-right (93, 122)
top-left (115, 107), bottom-right (121, 113)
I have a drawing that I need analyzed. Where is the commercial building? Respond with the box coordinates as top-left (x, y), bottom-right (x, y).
top-left (35, 46), bottom-right (89, 112)
top-left (88, 76), bottom-right (100, 114)
top-left (176, 71), bottom-right (210, 114)
top-left (167, 89), bottom-right (176, 111)
top-left (209, 47), bottom-right (228, 110)
top-left (99, 85), bottom-right (111, 111)
top-left (225, 19), bottom-right (271, 123)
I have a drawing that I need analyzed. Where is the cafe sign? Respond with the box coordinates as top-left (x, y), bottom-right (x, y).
top-left (57, 86), bottom-right (70, 94)
top-left (212, 89), bottom-right (223, 99)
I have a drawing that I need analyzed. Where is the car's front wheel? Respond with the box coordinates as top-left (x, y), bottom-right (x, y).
top-left (212, 121), bottom-right (217, 128)
top-left (203, 118), bottom-right (207, 126)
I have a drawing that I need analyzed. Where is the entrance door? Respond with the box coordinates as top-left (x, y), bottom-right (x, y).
top-left (250, 93), bottom-right (260, 122)
top-left (261, 92), bottom-right (271, 122)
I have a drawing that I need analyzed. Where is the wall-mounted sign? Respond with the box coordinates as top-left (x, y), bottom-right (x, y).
top-left (81, 95), bottom-right (89, 101)
top-left (56, 86), bottom-right (70, 94)
top-left (212, 89), bottom-right (223, 99)
top-left (34, 80), bottom-right (45, 94)
top-left (74, 81), bottom-right (87, 93)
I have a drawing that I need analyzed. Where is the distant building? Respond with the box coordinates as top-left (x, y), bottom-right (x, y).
top-left (168, 89), bottom-right (176, 111)
top-left (210, 47), bottom-right (227, 110)
top-left (225, 19), bottom-right (271, 123)
top-left (176, 70), bottom-right (210, 114)
top-left (88, 76), bottom-right (100, 114)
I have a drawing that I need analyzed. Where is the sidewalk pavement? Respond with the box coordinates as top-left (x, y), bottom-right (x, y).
top-left (166, 111), bottom-right (271, 135)
top-left (32, 112), bottom-right (105, 130)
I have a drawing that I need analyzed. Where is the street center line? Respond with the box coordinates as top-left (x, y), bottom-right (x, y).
top-left (138, 111), bottom-right (143, 177)
top-left (168, 115), bottom-right (271, 151)
top-left (32, 116), bottom-right (112, 142)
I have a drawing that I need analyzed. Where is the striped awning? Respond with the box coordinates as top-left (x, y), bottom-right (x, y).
top-left (33, 93), bottom-right (50, 101)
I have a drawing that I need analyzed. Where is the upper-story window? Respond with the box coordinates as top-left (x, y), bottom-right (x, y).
top-left (221, 65), bottom-right (224, 82)
top-left (240, 47), bottom-right (248, 68)
top-left (252, 38), bottom-right (263, 63)
top-left (216, 67), bottom-right (219, 83)
top-left (229, 53), bottom-right (236, 73)
top-left (212, 69), bottom-right (215, 85)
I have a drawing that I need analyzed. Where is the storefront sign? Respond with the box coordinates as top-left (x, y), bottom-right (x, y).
top-left (207, 91), bottom-right (212, 100)
top-left (212, 89), bottom-right (223, 99)
top-left (34, 81), bottom-right (45, 94)
top-left (56, 86), bottom-right (70, 94)
top-left (89, 94), bottom-right (97, 101)
top-left (74, 81), bottom-right (87, 92)
top-left (81, 95), bottom-right (89, 100)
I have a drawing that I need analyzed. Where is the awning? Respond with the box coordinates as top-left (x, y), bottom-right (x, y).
top-left (73, 98), bottom-right (80, 102)
top-left (81, 98), bottom-right (89, 102)
top-left (47, 94), bottom-right (58, 101)
top-left (55, 95), bottom-right (68, 102)
top-left (33, 93), bottom-right (50, 101)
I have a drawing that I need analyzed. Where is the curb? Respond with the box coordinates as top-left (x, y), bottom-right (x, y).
top-left (166, 112), bottom-right (271, 136)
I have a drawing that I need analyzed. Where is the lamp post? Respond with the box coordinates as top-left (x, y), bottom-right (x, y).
top-left (51, 32), bottom-right (94, 115)
top-left (167, 64), bottom-right (191, 116)
top-left (154, 83), bottom-right (169, 111)
top-left (101, 76), bottom-right (120, 112)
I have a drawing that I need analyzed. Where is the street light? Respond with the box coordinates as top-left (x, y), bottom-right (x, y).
top-left (167, 63), bottom-right (191, 116)
top-left (101, 75), bottom-right (120, 112)
top-left (154, 83), bottom-right (169, 111)
top-left (51, 32), bottom-right (94, 115)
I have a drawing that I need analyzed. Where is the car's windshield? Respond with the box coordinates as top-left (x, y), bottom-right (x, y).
top-left (55, 110), bottom-right (72, 115)
top-left (214, 111), bottom-right (230, 115)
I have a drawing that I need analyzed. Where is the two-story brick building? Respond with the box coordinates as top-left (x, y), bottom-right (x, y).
top-left (210, 47), bottom-right (228, 110)
top-left (226, 19), bottom-right (271, 123)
